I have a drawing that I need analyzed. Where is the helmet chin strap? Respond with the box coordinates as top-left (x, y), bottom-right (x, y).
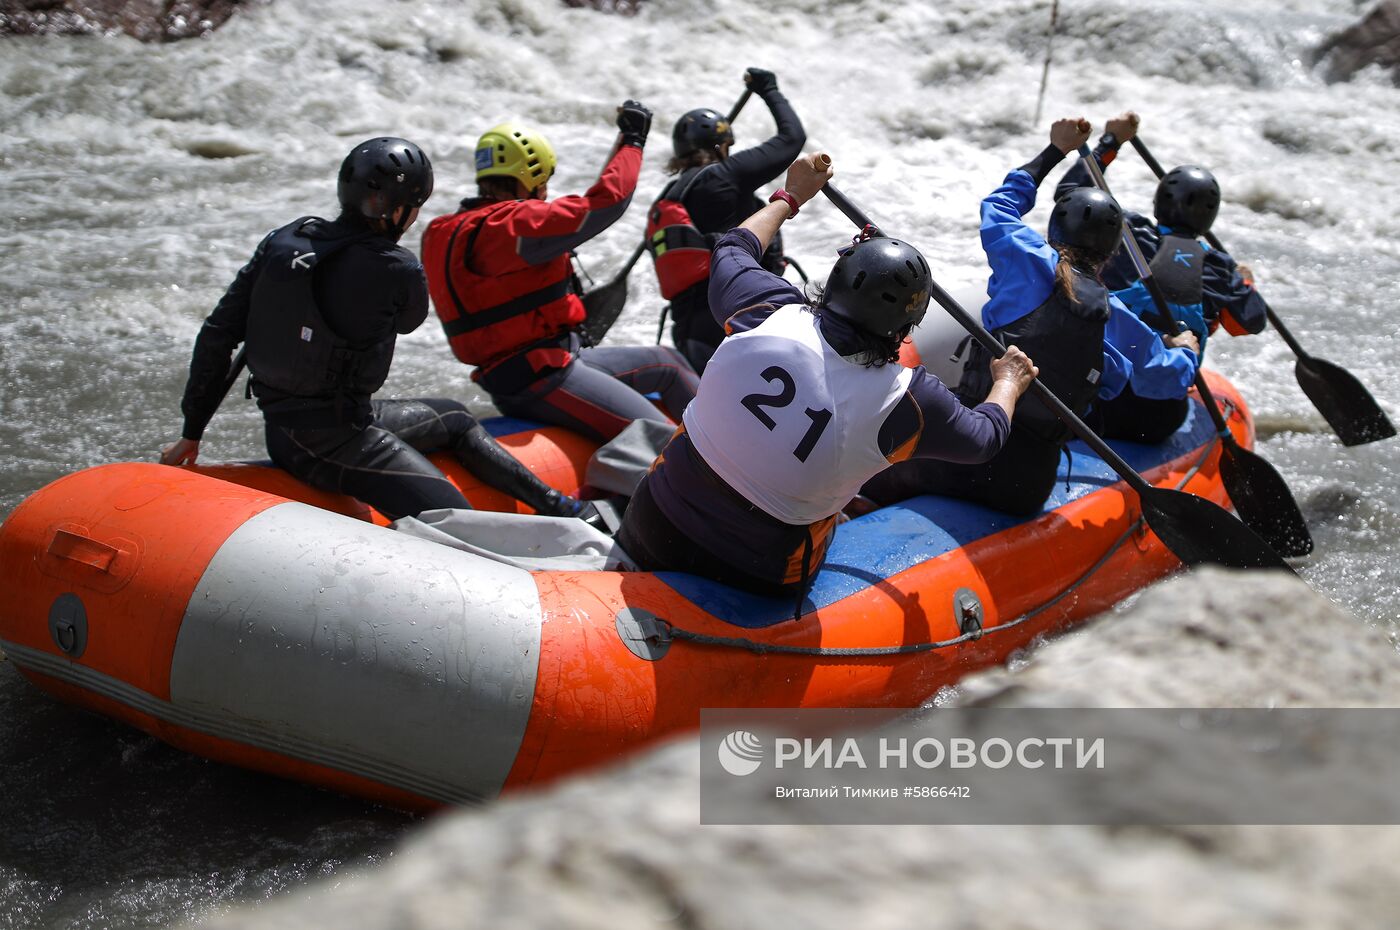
top-left (367, 207), bottom-right (411, 242)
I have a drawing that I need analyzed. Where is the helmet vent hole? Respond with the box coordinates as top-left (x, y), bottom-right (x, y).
top-left (892, 272), bottom-right (908, 287)
top-left (881, 293), bottom-right (898, 304)
top-left (852, 271), bottom-right (866, 290)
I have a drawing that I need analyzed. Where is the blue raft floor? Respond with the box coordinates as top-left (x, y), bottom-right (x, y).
top-left (497, 401), bottom-right (1217, 630)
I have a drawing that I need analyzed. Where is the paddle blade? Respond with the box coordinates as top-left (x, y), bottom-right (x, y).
top-left (581, 276), bottom-right (630, 346)
top-left (1139, 485), bottom-right (1296, 573)
top-left (1218, 441), bottom-right (1314, 557)
top-left (1295, 355), bottom-right (1395, 446)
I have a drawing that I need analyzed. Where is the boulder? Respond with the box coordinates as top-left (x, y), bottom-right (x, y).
top-left (193, 568), bottom-right (1400, 930)
top-left (0, 0), bottom-right (250, 42)
top-left (1315, 0), bottom-right (1400, 85)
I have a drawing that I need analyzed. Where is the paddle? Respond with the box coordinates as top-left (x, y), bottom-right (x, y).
top-left (819, 181), bottom-right (1294, 573)
top-left (581, 243), bottom-right (644, 345)
top-left (1129, 136), bottom-right (1395, 447)
top-left (580, 86), bottom-right (756, 345)
top-left (785, 256), bottom-right (811, 285)
top-left (1076, 145), bottom-right (1313, 557)
top-left (220, 346), bottom-right (248, 399)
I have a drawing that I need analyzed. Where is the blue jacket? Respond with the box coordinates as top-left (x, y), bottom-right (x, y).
top-left (980, 169), bottom-right (1198, 401)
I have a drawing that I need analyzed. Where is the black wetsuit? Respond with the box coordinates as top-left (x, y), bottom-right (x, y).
top-left (178, 214), bottom-right (576, 520)
top-left (666, 86), bottom-right (805, 373)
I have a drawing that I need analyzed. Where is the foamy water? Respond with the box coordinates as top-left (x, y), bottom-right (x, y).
top-left (1, 0), bottom-right (1397, 924)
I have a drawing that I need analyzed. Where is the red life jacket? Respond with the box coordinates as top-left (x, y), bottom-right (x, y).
top-left (422, 200), bottom-right (584, 371)
top-left (645, 166), bottom-right (714, 300)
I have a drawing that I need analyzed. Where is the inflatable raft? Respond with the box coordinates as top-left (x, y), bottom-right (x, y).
top-left (0, 366), bottom-right (1252, 809)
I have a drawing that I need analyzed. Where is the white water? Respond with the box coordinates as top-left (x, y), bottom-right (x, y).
top-left (1, 0), bottom-right (1397, 924)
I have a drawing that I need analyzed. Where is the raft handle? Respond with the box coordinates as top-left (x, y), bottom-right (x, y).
top-left (48, 529), bottom-right (119, 573)
top-left (954, 588), bottom-right (984, 638)
top-left (616, 608), bottom-right (673, 662)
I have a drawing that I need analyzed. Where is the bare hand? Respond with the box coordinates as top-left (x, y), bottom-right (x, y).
top-left (159, 437), bottom-right (200, 466)
top-left (1235, 262), bottom-right (1254, 285)
top-left (1166, 330), bottom-right (1200, 355)
top-left (783, 152), bottom-right (833, 205)
top-left (1105, 111), bottom-right (1139, 142)
top-left (990, 345), bottom-right (1038, 396)
top-left (1050, 117), bottom-right (1092, 154)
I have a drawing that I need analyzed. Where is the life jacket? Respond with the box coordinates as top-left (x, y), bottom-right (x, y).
top-left (423, 200), bottom-right (583, 371)
top-left (1110, 231), bottom-right (1211, 353)
top-left (645, 166), bottom-right (715, 300)
top-left (958, 269), bottom-right (1110, 445)
top-left (1148, 233), bottom-right (1206, 306)
top-left (244, 217), bottom-right (392, 401)
top-left (684, 304), bottom-right (914, 526)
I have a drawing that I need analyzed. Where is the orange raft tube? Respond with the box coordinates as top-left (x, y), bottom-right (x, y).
top-left (0, 371), bottom-right (1252, 809)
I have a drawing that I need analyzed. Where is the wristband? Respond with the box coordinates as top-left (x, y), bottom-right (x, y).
top-left (768, 189), bottom-right (800, 218)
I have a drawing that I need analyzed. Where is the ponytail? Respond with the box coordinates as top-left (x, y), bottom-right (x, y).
top-left (1050, 243), bottom-right (1107, 305)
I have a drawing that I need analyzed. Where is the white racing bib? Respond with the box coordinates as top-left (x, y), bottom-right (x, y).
top-left (684, 304), bottom-right (914, 525)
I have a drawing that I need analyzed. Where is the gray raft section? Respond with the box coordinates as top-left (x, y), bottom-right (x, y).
top-left (910, 282), bottom-right (986, 387)
top-left (169, 501), bottom-right (543, 804)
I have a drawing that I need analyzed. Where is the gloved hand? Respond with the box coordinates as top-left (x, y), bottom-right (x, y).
top-left (616, 99), bottom-right (652, 149)
top-left (744, 67), bottom-right (779, 96)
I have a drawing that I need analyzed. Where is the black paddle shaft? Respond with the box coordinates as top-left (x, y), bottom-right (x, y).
top-left (727, 88), bottom-right (753, 124)
top-left (1077, 146), bottom-right (1313, 557)
top-left (1129, 137), bottom-right (1394, 447)
top-left (581, 85), bottom-right (757, 347)
top-left (219, 347), bottom-right (248, 400)
top-left (819, 182), bottom-right (1295, 573)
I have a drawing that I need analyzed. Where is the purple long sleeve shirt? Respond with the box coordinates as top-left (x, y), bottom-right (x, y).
top-left (636, 229), bottom-right (1010, 585)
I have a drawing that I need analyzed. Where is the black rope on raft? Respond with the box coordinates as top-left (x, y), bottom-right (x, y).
top-left (654, 427), bottom-right (1225, 659)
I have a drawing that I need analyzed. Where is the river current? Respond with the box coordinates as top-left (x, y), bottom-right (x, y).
top-left (1, 0), bottom-right (1396, 925)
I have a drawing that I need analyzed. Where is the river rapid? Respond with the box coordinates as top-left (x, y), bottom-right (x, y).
top-left (1, 0), bottom-right (1396, 925)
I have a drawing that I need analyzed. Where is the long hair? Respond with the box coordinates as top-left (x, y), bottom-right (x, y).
top-left (803, 290), bottom-right (908, 368)
top-left (666, 149), bottom-right (719, 176)
top-left (1049, 243), bottom-right (1108, 303)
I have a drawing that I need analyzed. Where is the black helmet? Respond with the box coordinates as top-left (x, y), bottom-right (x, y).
top-left (1154, 165), bottom-right (1220, 236)
top-left (821, 237), bottom-right (932, 339)
top-left (337, 137), bottom-right (434, 226)
top-left (1047, 188), bottom-right (1123, 261)
top-left (672, 108), bottom-right (735, 158)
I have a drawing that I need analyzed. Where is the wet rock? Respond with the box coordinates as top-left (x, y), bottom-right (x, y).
top-left (1315, 0), bottom-right (1400, 85)
top-left (560, 0), bottom-right (646, 13)
top-left (196, 569), bottom-right (1400, 930)
top-left (0, 0), bottom-right (253, 42)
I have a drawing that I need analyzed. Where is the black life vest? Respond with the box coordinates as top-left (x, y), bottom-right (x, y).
top-left (958, 269), bottom-right (1111, 445)
top-left (245, 217), bottom-right (393, 401)
top-left (645, 166), bottom-right (715, 299)
top-left (1147, 233), bottom-right (1206, 306)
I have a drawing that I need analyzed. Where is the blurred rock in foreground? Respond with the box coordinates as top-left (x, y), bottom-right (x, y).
top-left (1316, 0), bottom-right (1400, 85)
top-left (196, 569), bottom-right (1400, 930)
top-left (0, 0), bottom-right (252, 41)
top-left (561, 0), bottom-right (645, 13)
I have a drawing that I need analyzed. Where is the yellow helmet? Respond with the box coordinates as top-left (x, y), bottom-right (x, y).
top-left (474, 122), bottom-right (556, 192)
